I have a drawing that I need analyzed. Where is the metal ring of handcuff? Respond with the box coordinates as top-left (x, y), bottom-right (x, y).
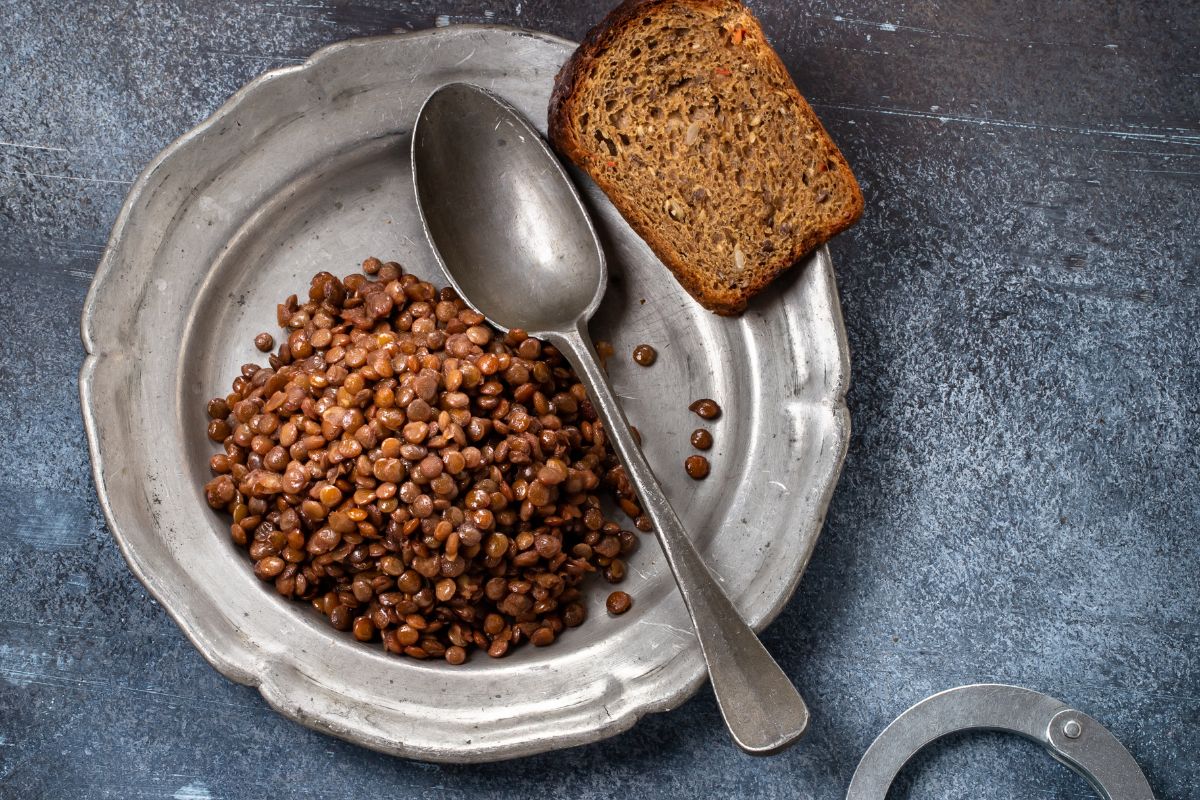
top-left (846, 684), bottom-right (1155, 800)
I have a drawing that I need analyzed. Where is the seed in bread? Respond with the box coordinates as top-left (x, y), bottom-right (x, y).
top-left (549, 0), bottom-right (864, 315)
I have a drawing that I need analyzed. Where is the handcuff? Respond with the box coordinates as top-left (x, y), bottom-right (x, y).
top-left (846, 684), bottom-right (1155, 800)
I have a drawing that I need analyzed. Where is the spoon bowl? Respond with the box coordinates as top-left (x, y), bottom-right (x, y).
top-left (413, 82), bottom-right (811, 755)
top-left (412, 82), bottom-right (605, 334)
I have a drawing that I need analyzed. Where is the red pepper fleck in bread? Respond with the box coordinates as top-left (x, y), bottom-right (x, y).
top-left (548, 0), bottom-right (864, 315)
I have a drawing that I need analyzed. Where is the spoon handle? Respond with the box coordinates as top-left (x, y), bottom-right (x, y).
top-left (552, 325), bottom-right (810, 755)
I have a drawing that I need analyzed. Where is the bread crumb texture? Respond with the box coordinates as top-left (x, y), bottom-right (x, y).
top-left (550, 0), bottom-right (863, 314)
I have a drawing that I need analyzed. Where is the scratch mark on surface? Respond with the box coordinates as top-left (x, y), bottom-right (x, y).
top-left (174, 782), bottom-right (213, 800)
top-left (1089, 147), bottom-right (1200, 159)
top-left (1122, 168), bottom-right (1200, 176)
top-left (452, 48), bottom-right (477, 68)
top-left (0, 140), bottom-right (68, 152)
top-left (0, 656), bottom-right (252, 711)
top-left (0, 752), bottom-right (35, 787)
top-left (5, 170), bottom-right (132, 185)
top-left (2, 489), bottom-right (89, 550)
top-left (832, 45), bottom-right (892, 57)
top-left (826, 13), bottom-right (1127, 50)
top-left (50, 237), bottom-right (105, 251)
top-left (65, 267), bottom-right (98, 282)
top-left (201, 49), bottom-right (305, 64)
top-left (811, 102), bottom-right (1200, 146)
top-left (639, 620), bottom-right (692, 638)
top-left (264, 9), bottom-right (336, 24)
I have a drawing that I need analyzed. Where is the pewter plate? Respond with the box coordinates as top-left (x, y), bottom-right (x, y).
top-left (79, 26), bottom-right (850, 762)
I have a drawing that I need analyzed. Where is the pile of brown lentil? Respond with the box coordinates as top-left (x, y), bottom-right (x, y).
top-left (202, 258), bottom-right (645, 664)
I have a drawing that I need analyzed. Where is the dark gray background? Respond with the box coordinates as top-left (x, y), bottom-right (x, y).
top-left (1, 1), bottom-right (1197, 798)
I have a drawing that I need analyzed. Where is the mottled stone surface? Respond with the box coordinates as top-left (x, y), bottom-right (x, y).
top-left (1, 1), bottom-right (1196, 798)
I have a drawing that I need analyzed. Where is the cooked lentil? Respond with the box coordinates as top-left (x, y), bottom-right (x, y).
top-left (689, 428), bottom-right (713, 450)
top-left (684, 454), bottom-right (710, 480)
top-left (595, 340), bottom-right (615, 369)
top-left (606, 590), bottom-right (633, 615)
top-left (688, 398), bottom-right (721, 420)
top-left (203, 258), bottom-right (646, 664)
top-left (631, 344), bottom-right (657, 366)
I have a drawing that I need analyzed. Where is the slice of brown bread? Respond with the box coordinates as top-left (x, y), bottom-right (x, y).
top-left (549, 0), bottom-right (863, 315)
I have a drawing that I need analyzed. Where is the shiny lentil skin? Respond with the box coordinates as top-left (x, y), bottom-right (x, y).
top-left (690, 428), bottom-right (713, 450)
top-left (631, 344), bottom-right (657, 366)
top-left (685, 455), bottom-right (711, 480)
top-left (606, 591), bottom-right (633, 615)
top-left (202, 259), bottom-right (647, 664)
top-left (688, 398), bottom-right (721, 420)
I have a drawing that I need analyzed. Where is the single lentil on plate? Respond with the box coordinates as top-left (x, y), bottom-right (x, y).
top-left (202, 258), bottom-right (648, 664)
top-left (688, 398), bottom-right (721, 420)
top-left (684, 455), bottom-right (710, 480)
top-left (631, 344), bottom-right (657, 366)
top-left (606, 590), bottom-right (633, 615)
top-left (689, 429), bottom-right (713, 450)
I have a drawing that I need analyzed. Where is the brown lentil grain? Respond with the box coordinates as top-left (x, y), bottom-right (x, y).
top-left (631, 344), bottom-right (657, 366)
top-left (685, 455), bottom-right (711, 480)
top-left (688, 398), bottom-right (721, 420)
top-left (690, 428), bottom-right (713, 450)
top-left (595, 340), bottom-right (614, 369)
top-left (606, 591), bottom-right (633, 615)
top-left (563, 602), bottom-right (587, 627)
top-left (254, 332), bottom-right (275, 352)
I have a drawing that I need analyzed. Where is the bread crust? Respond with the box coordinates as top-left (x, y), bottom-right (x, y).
top-left (548, 0), bottom-right (863, 315)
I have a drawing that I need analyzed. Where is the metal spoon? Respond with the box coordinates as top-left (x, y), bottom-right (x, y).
top-left (412, 82), bottom-right (809, 754)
